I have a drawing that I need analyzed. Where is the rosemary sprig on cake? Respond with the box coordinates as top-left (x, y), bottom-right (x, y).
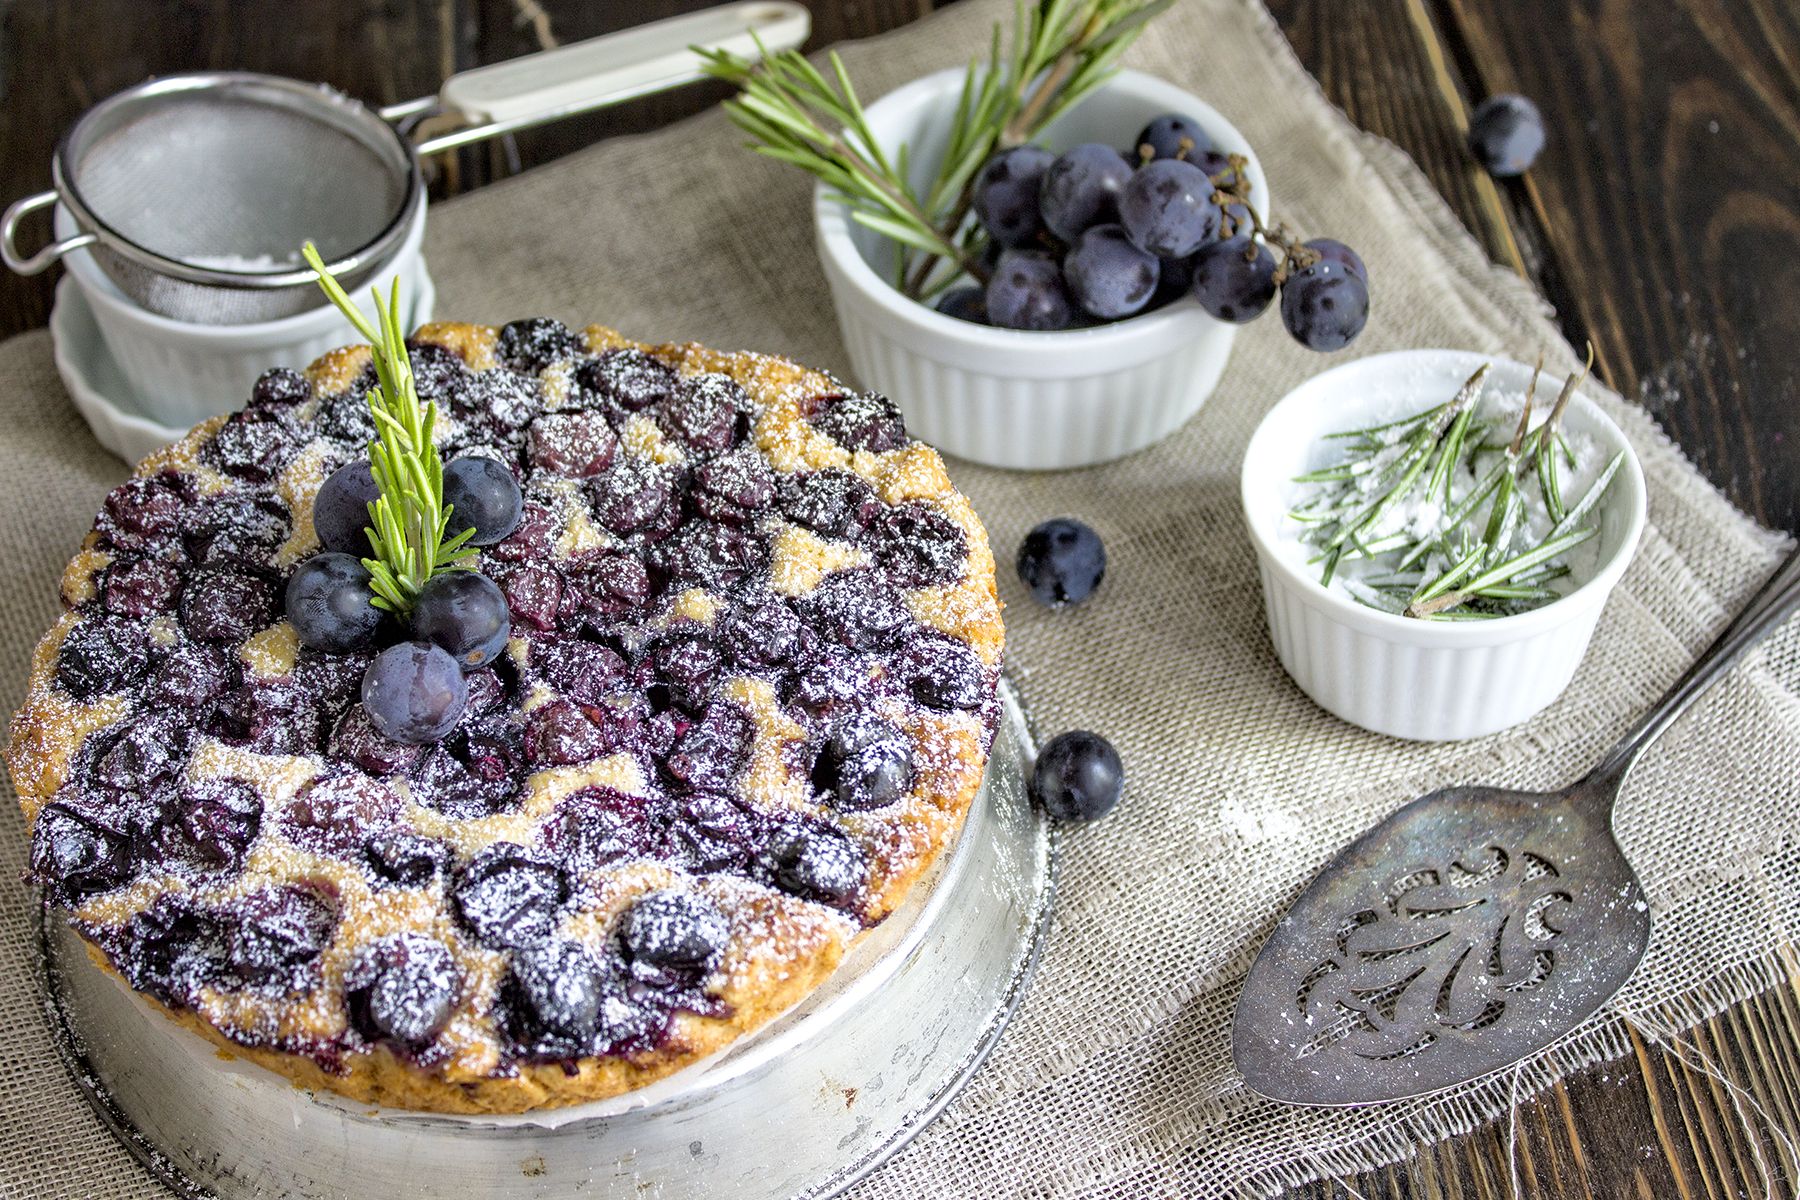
top-left (699, 0), bottom-right (1174, 299)
top-left (1289, 348), bottom-right (1622, 620)
top-left (301, 242), bottom-right (475, 614)
top-left (288, 247), bottom-right (522, 745)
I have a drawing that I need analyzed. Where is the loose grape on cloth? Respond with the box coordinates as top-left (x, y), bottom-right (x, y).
top-left (1, 0), bottom-right (1796, 1195)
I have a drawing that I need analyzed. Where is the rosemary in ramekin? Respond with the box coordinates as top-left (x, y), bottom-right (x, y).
top-left (1289, 351), bottom-right (1623, 620)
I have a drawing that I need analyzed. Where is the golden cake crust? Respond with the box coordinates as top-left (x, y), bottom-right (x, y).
top-left (8, 322), bottom-right (1003, 1114)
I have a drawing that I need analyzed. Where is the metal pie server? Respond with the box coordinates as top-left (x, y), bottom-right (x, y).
top-left (1233, 546), bottom-right (1800, 1106)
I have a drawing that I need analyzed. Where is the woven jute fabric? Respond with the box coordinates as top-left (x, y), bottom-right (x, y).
top-left (2, 0), bottom-right (1796, 1195)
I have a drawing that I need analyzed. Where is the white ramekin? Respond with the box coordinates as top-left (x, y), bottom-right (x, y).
top-left (1241, 349), bottom-right (1648, 741)
top-left (54, 192), bottom-right (430, 428)
top-left (815, 68), bottom-right (1268, 470)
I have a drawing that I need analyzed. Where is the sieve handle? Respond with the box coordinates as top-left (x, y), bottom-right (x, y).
top-left (1, 191), bottom-right (98, 276)
top-left (401, 1), bottom-right (810, 157)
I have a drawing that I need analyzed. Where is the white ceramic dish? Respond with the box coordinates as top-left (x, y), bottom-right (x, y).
top-left (50, 267), bottom-right (438, 466)
top-left (1241, 349), bottom-right (1647, 741)
top-left (814, 68), bottom-right (1268, 470)
top-left (54, 192), bottom-right (430, 428)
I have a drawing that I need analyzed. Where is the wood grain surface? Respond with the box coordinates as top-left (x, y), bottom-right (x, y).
top-left (1, 1), bottom-right (1797, 1197)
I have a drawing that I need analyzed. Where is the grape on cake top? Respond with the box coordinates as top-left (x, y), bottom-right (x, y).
top-left (7, 319), bottom-right (1003, 1113)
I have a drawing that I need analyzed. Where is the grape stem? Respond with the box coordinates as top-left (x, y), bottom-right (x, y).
top-left (1206, 153), bottom-right (1320, 284)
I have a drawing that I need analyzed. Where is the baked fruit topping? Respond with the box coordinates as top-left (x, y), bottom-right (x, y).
top-left (7, 320), bottom-right (1004, 1113)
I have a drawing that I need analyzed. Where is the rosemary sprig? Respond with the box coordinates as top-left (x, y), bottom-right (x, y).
top-left (699, 0), bottom-right (1173, 299)
top-left (302, 243), bottom-right (475, 614)
top-left (1289, 351), bottom-right (1618, 620)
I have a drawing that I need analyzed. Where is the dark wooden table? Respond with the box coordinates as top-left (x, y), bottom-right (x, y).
top-left (3, 2), bottom-right (1797, 1197)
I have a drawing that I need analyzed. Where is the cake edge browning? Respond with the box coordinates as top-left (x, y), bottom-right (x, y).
top-left (6, 321), bottom-right (1003, 1114)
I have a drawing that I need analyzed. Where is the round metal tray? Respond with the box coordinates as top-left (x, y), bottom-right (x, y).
top-left (39, 685), bottom-right (1053, 1199)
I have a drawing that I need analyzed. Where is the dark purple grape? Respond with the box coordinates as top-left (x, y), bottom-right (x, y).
top-left (1031, 730), bottom-right (1124, 821)
top-left (777, 469), bottom-right (881, 539)
top-left (867, 503), bottom-right (967, 587)
top-left (812, 713), bottom-right (912, 811)
top-left (496, 317), bottom-right (582, 373)
top-left (454, 843), bottom-right (568, 950)
top-left (114, 896), bottom-right (230, 1005)
top-left (1039, 143), bottom-right (1134, 241)
top-left (1017, 518), bottom-right (1106, 607)
top-left (576, 348), bottom-right (678, 415)
top-left (1136, 113), bottom-right (1213, 162)
top-left (365, 830), bottom-right (451, 886)
top-left (809, 392), bottom-right (907, 453)
top-left (180, 567), bottom-right (278, 643)
top-left (717, 591), bottom-right (805, 669)
top-left (285, 553), bottom-right (382, 653)
top-left (406, 342), bottom-right (468, 400)
top-left (97, 473), bottom-right (194, 556)
top-left (510, 939), bottom-right (603, 1039)
top-left (1190, 236), bottom-right (1279, 323)
top-left (1304, 238), bottom-right (1367, 284)
top-left (1119, 159), bottom-right (1221, 259)
top-left (494, 563), bottom-right (563, 633)
top-left (281, 772), bottom-right (404, 857)
top-left (659, 373), bottom-right (747, 453)
top-left (227, 885), bottom-right (337, 986)
top-left (442, 456), bottom-right (524, 546)
top-left (804, 570), bottom-right (908, 651)
top-left (527, 411), bottom-right (618, 478)
top-left (892, 633), bottom-right (986, 711)
top-left (103, 557), bottom-right (180, 618)
top-left (1468, 94), bottom-right (1545, 177)
top-left (411, 570), bottom-right (510, 670)
top-left (985, 250), bottom-right (1076, 331)
top-left (1063, 224), bottom-right (1160, 319)
top-left (30, 804), bottom-right (131, 903)
top-left (330, 704), bottom-right (424, 776)
top-left (174, 779), bottom-right (262, 866)
top-left (563, 551), bottom-right (655, 621)
top-left (361, 641), bottom-right (469, 744)
top-left (57, 619), bottom-right (150, 700)
top-left (530, 636), bottom-right (627, 705)
top-left (358, 934), bottom-right (458, 1043)
top-left (591, 460), bottom-right (681, 539)
top-left (524, 698), bottom-right (611, 767)
top-left (662, 702), bottom-right (755, 792)
top-left (934, 285), bottom-right (988, 324)
top-left (1280, 258), bottom-right (1370, 352)
top-left (621, 891), bottom-right (729, 974)
top-left (691, 449), bottom-right (777, 527)
top-left (657, 522), bottom-right (764, 592)
top-left (649, 628), bottom-right (722, 709)
top-left (249, 367), bottom-right (310, 410)
top-left (188, 494), bottom-right (291, 566)
top-left (972, 145), bottom-right (1056, 248)
top-left (768, 824), bottom-right (866, 908)
top-left (204, 412), bottom-right (297, 482)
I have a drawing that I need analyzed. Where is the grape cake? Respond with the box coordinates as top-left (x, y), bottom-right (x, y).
top-left (6, 319), bottom-right (1004, 1113)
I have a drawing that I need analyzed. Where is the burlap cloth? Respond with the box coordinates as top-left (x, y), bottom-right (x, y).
top-left (3, 1), bottom-right (1796, 1195)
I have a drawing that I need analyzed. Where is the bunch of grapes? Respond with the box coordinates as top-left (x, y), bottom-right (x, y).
top-left (938, 113), bottom-right (1370, 353)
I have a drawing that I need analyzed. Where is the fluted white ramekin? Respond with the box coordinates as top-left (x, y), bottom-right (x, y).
top-left (54, 192), bottom-right (430, 428)
top-left (815, 68), bottom-right (1268, 470)
top-left (1242, 350), bottom-right (1647, 741)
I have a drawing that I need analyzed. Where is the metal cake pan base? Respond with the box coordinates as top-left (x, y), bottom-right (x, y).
top-left (38, 685), bottom-right (1053, 1199)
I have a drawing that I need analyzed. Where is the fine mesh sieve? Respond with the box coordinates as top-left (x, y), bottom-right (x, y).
top-left (2, 1), bottom-right (812, 325)
top-left (45, 73), bottom-right (419, 324)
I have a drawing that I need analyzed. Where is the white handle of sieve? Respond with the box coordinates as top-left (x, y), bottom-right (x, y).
top-left (393, 1), bottom-right (811, 158)
top-left (1, 190), bottom-right (98, 276)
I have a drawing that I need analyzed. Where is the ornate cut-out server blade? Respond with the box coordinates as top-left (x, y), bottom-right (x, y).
top-left (1231, 783), bottom-right (1648, 1106)
top-left (1233, 546), bottom-right (1800, 1108)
